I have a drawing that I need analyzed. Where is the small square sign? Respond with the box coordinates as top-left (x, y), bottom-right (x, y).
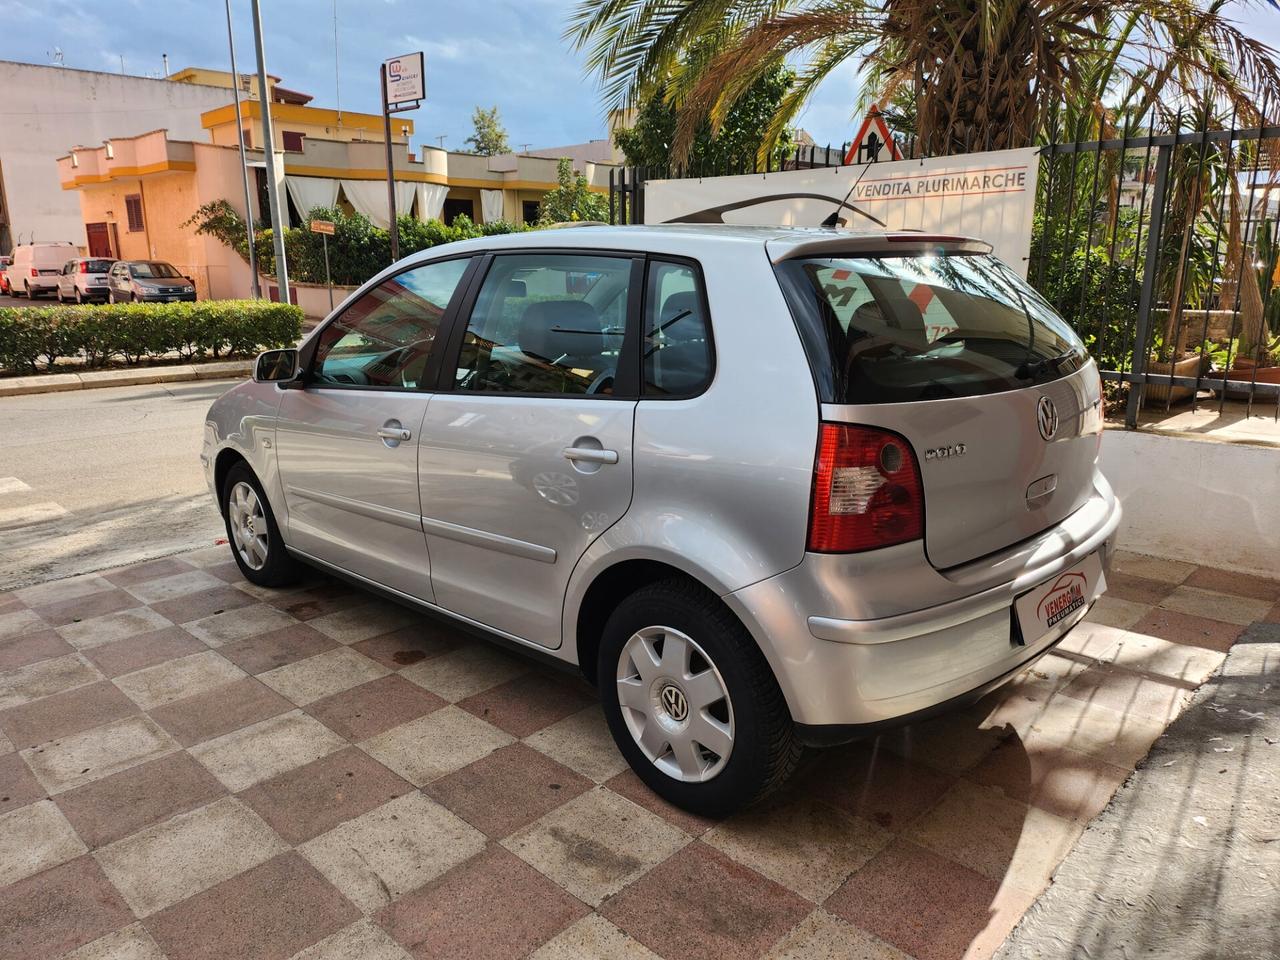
top-left (384, 52), bottom-right (425, 105)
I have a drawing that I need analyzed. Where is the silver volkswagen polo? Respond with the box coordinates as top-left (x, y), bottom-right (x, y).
top-left (202, 225), bottom-right (1119, 816)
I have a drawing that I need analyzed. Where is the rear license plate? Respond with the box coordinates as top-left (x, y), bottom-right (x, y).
top-left (1014, 551), bottom-right (1105, 646)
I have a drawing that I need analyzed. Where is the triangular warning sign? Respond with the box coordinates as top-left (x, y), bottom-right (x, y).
top-left (843, 105), bottom-right (902, 165)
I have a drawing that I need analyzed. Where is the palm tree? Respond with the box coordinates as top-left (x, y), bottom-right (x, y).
top-left (567, 0), bottom-right (1280, 163)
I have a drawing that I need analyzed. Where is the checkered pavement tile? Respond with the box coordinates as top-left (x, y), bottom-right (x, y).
top-left (0, 546), bottom-right (1272, 959)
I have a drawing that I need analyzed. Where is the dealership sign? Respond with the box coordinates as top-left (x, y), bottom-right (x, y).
top-left (644, 147), bottom-right (1040, 275)
top-left (383, 52), bottom-right (425, 106)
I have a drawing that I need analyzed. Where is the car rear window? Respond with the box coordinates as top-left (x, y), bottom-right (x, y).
top-left (84, 260), bottom-right (114, 273)
top-left (775, 252), bottom-right (1086, 404)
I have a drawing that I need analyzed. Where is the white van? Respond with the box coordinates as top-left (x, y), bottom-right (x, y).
top-left (5, 243), bottom-right (77, 299)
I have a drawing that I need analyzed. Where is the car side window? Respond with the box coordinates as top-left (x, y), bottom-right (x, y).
top-left (643, 261), bottom-right (713, 396)
top-left (312, 257), bottom-right (471, 390)
top-left (454, 253), bottom-right (632, 396)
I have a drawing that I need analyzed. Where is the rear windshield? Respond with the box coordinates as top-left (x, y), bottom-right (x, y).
top-left (776, 253), bottom-right (1086, 404)
top-left (84, 260), bottom-right (114, 273)
top-left (130, 262), bottom-right (181, 278)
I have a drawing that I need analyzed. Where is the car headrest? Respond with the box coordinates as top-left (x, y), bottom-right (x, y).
top-left (519, 300), bottom-right (604, 362)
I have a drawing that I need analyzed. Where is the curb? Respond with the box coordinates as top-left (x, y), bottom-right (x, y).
top-left (0, 361), bottom-right (251, 398)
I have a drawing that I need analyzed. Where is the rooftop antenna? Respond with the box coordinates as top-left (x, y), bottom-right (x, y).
top-left (119, 54), bottom-right (126, 75)
top-left (518, 143), bottom-right (532, 153)
top-left (820, 157), bottom-right (875, 228)
top-left (332, 0), bottom-right (342, 124)
top-left (162, 53), bottom-right (169, 76)
top-left (434, 134), bottom-right (447, 149)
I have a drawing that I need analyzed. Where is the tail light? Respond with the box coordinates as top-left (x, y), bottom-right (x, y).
top-left (78, 262), bottom-right (88, 274)
top-left (807, 423), bottom-right (923, 553)
top-left (30, 268), bottom-right (38, 277)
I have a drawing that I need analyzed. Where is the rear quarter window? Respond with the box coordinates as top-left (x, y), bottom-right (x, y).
top-left (775, 252), bottom-right (1086, 404)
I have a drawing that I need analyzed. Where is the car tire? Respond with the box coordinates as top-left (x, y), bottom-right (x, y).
top-left (23, 283), bottom-right (32, 300)
top-left (220, 462), bottom-right (304, 588)
top-left (75, 289), bottom-right (83, 304)
top-left (598, 578), bottom-right (801, 818)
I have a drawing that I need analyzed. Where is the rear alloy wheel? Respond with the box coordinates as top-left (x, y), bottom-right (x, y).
top-left (220, 462), bottom-right (302, 588)
top-left (75, 288), bottom-right (83, 304)
top-left (599, 579), bottom-right (800, 817)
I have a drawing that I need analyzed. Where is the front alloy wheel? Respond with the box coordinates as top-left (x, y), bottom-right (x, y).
top-left (219, 462), bottom-right (302, 588)
top-left (226, 481), bottom-right (269, 571)
top-left (616, 626), bottom-right (734, 783)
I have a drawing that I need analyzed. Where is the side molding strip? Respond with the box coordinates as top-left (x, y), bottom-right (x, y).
top-left (420, 515), bottom-right (558, 564)
top-left (287, 486), bottom-right (423, 532)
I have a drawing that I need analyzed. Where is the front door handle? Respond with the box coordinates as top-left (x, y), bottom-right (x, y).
top-left (377, 420), bottom-right (412, 447)
top-left (563, 446), bottom-right (618, 465)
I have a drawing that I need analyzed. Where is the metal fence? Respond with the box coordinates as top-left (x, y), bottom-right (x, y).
top-left (609, 119), bottom-right (1280, 427)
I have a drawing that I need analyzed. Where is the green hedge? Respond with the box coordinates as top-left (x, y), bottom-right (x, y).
top-left (0, 300), bottom-right (304, 375)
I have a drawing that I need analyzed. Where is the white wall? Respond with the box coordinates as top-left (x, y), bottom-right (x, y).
top-left (0, 62), bottom-right (229, 252)
top-left (1101, 429), bottom-right (1280, 577)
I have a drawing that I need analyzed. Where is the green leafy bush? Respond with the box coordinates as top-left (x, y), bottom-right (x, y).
top-left (0, 300), bottom-right (303, 375)
top-left (184, 201), bottom-right (528, 288)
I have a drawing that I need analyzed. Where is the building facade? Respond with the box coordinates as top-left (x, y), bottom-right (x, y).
top-left (58, 99), bottom-right (615, 301)
top-left (0, 61), bottom-right (232, 253)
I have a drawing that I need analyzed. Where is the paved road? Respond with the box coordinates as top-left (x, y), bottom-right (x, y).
top-left (0, 379), bottom-right (236, 589)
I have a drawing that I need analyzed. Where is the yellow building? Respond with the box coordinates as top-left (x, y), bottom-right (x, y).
top-left (57, 70), bottom-right (616, 302)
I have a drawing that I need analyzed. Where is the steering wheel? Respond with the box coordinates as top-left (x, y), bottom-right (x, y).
top-left (587, 370), bottom-right (615, 395)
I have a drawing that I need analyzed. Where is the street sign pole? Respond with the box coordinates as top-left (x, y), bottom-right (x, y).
top-left (322, 233), bottom-right (333, 311)
top-left (310, 219), bottom-right (336, 313)
top-left (379, 52), bottom-right (424, 267)
top-left (380, 62), bottom-right (399, 263)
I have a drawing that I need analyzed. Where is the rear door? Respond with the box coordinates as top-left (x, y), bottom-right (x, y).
top-left (417, 251), bottom-right (640, 648)
top-left (775, 247), bottom-right (1102, 569)
top-left (273, 256), bottom-right (476, 599)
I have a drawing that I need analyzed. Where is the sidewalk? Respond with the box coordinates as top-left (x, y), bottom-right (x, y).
top-left (0, 548), bottom-right (1273, 959)
top-left (0, 361), bottom-right (251, 397)
top-left (997, 619), bottom-right (1280, 960)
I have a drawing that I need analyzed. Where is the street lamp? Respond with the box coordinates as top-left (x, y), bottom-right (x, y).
top-left (249, 0), bottom-right (290, 305)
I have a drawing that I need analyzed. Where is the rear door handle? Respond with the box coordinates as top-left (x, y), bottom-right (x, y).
top-left (563, 446), bottom-right (618, 465)
top-left (377, 427), bottom-right (412, 441)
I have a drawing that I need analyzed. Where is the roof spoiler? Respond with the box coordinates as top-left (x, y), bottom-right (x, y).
top-left (769, 233), bottom-right (993, 264)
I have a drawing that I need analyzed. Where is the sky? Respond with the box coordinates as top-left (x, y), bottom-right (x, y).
top-left (0, 0), bottom-right (1277, 156)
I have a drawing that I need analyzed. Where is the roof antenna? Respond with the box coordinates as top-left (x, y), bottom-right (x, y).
top-left (821, 159), bottom-right (874, 228)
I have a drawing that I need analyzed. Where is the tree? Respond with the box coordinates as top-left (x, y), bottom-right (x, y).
top-left (464, 105), bottom-right (511, 155)
top-left (613, 54), bottom-right (794, 171)
top-left (566, 0), bottom-right (1280, 162)
top-left (538, 158), bottom-right (610, 224)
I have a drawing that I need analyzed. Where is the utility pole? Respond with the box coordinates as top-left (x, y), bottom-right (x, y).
top-left (249, 0), bottom-right (289, 304)
top-left (225, 1), bottom-right (260, 298)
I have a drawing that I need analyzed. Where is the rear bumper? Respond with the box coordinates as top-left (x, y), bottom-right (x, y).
top-left (724, 476), bottom-right (1121, 728)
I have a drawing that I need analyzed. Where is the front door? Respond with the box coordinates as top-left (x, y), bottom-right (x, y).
top-left (418, 252), bottom-right (639, 648)
top-left (86, 222), bottom-right (112, 258)
top-left (273, 256), bottom-right (475, 600)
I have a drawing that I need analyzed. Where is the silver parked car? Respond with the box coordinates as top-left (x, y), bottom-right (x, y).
top-left (56, 258), bottom-right (115, 303)
top-left (202, 225), bottom-right (1119, 815)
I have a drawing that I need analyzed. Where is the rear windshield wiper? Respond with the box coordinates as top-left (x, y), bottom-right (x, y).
top-left (1015, 350), bottom-right (1075, 380)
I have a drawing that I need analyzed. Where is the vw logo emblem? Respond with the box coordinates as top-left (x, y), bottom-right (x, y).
top-left (659, 683), bottom-right (688, 722)
top-left (1037, 396), bottom-right (1059, 441)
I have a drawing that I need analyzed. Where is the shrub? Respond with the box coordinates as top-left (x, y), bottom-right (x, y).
top-left (0, 300), bottom-right (303, 375)
top-left (185, 200), bottom-right (529, 289)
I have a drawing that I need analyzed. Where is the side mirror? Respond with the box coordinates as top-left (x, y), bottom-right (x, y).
top-left (253, 348), bottom-right (300, 384)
